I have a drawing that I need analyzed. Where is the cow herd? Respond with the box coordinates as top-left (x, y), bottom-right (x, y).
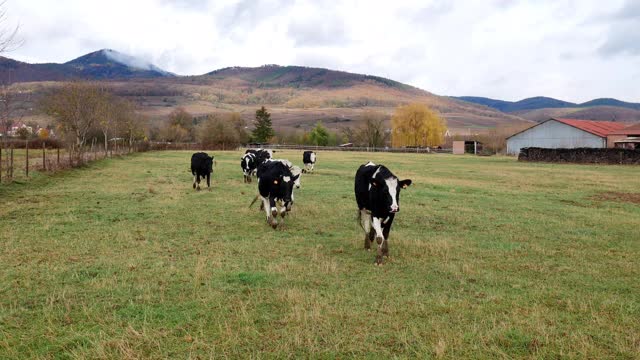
top-left (190, 149), bottom-right (411, 265)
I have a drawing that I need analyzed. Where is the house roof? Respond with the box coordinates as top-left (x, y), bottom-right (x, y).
top-left (553, 118), bottom-right (627, 137)
top-left (608, 122), bottom-right (640, 135)
top-left (507, 118), bottom-right (628, 139)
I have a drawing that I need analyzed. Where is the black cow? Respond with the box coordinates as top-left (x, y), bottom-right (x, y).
top-left (302, 151), bottom-right (316, 173)
top-left (255, 160), bottom-right (300, 229)
top-left (241, 149), bottom-right (272, 183)
top-left (191, 152), bottom-right (214, 190)
top-left (354, 162), bottom-right (412, 265)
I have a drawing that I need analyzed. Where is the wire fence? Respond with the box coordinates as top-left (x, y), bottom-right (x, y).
top-left (245, 144), bottom-right (453, 154)
top-left (0, 141), bottom-right (452, 185)
top-left (0, 140), bottom-right (140, 184)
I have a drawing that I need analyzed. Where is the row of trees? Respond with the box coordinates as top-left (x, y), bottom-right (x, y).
top-left (41, 82), bottom-right (145, 162)
top-left (14, 80), bottom-right (447, 153)
top-left (253, 104), bottom-right (447, 148)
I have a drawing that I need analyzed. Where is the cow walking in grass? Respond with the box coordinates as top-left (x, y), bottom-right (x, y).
top-left (241, 148), bottom-right (272, 183)
top-left (191, 152), bottom-right (214, 190)
top-left (355, 162), bottom-right (412, 265)
top-left (253, 160), bottom-right (299, 229)
top-left (302, 151), bottom-right (316, 173)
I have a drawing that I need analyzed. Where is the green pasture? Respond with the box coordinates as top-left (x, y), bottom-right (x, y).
top-left (0, 150), bottom-right (638, 358)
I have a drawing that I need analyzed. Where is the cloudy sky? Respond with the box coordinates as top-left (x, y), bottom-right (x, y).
top-left (3, 0), bottom-right (639, 102)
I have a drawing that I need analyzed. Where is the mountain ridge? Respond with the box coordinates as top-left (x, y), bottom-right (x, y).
top-left (455, 95), bottom-right (640, 112)
top-left (0, 49), bottom-right (173, 83)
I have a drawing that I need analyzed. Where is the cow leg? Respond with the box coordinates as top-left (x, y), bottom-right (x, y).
top-left (206, 173), bottom-right (211, 189)
top-left (192, 174), bottom-right (196, 189)
top-left (360, 209), bottom-right (372, 250)
top-left (269, 197), bottom-right (278, 229)
top-left (261, 196), bottom-right (273, 226)
top-left (381, 215), bottom-right (395, 257)
top-left (372, 217), bottom-right (386, 265)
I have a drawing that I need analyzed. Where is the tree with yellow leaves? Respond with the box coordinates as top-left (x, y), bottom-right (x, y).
top-left (391, 103), bottom-right (447, 147)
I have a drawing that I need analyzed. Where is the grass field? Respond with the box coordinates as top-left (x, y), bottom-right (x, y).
top-left (0, 150), bottom-right (639, 358)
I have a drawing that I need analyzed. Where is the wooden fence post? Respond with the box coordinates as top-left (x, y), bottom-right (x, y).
top-left (25, 140), bottom-right (29, 178)
top-left (42, 142), bottom-right (46, 171)
top-left (57, 147), bottom-right (60, 166)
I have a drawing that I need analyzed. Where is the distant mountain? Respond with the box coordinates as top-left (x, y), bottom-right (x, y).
top-left (515, 106), bottom-right (640, 123)
top-left (456, 96), bottom-right (577, 112)
top-left (2, 50), bottom-right (533, 131)
top-left (455, 95), bottom-right (640, 112)
top-left (66, 49), bottom-right (173, 78)
top-left (579, 98), bottom-right (640, 110)
top-left (0, 49), bottom-right (173, 84)
top-left (206, 65), bottom-right (416, 91)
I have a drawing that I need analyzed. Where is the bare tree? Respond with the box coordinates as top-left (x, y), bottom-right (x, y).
top-left (0, 84), bottom-right (16, 135)
top-left (42, 82), bottom-right (108, 163)
top-left (0, 1), bottom-right (22, 54)
top-left (117, 101), bottom-right (144, 150)
top-left (355, 111), bottom-right (388, 148)
top-left (96, 89), bottom-right (115, 155)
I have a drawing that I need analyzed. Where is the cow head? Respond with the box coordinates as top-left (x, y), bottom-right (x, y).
top-left (274, 173), bottom-right (300, 211)
top-left (290, 166), bottom-right (302, 189)
top-left (371, 167), bottom-right (412, 213)
top-left (205, 156), bottom-right (214, 174)
top-left (241, 154), bottom-right (254, 176)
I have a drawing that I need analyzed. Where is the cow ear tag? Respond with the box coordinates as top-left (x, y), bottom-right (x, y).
top-left (402, 184), bottom-right (408, 189)
top-left (273, 180), bottom-right (278, 184)
top-left (372, 181), bottom-right (377, 187)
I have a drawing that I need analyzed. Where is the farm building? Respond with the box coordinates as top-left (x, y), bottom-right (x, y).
top-left (506, 118), bottom-right (628, 155)
top-left (453, 140), bottom-right (483, 155)
top-left (608, 123), bottom-right (640, 149)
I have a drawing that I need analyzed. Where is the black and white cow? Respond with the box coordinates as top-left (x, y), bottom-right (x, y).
top-left (354, 162), bottom-right (412, 265)
top-left (241, 149), bottom-right (272, 183)
top-left (302, 151), bottom-right (316, 173)
top-left (255, 160), bottom-right (300, 229)
top-left (270, 158), bottom-right (302, 190)
top-left (191, 152), bottom-right (214, 190)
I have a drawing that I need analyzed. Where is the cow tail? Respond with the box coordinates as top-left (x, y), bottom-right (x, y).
top-left (249, 194), bottom-right (260, 208)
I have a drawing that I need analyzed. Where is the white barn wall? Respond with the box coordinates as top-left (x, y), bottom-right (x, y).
top-left (507, 120), bottom-right (605, 155)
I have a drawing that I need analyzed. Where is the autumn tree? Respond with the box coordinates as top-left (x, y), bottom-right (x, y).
top-left (162, 107), bottom-right (194, 142)
top-left (391, 103), bottom-right (446, 147)
top-left (37, 127), bottom-right (49, 140)
top-left (252, 106), bottom-right (274, 143)
top-left (308, 121), bottom-right (329, 146)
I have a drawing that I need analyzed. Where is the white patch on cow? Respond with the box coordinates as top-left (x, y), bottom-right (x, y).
top-left (372, 167), bottom-right (381, 179)
top-left (360, 209), bottom-right (372, 233)
top-left (365, 161), bottom-right (376, 167)
top-left (262, 196), bottom-right (271, 221)
top-left (283, 176), bottom-right (291, 183)
top-left (310, 153), bottom-right (316, 163)
top-left (291, 166), bottom-right (302, 188)
top-left (372, 217), bottom-right (384, 241)
top-left (385, 177), bottom-right (399, 212)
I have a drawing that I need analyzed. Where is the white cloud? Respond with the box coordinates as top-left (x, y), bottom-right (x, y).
top-left (4, 0), bottom-right (639, 102)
